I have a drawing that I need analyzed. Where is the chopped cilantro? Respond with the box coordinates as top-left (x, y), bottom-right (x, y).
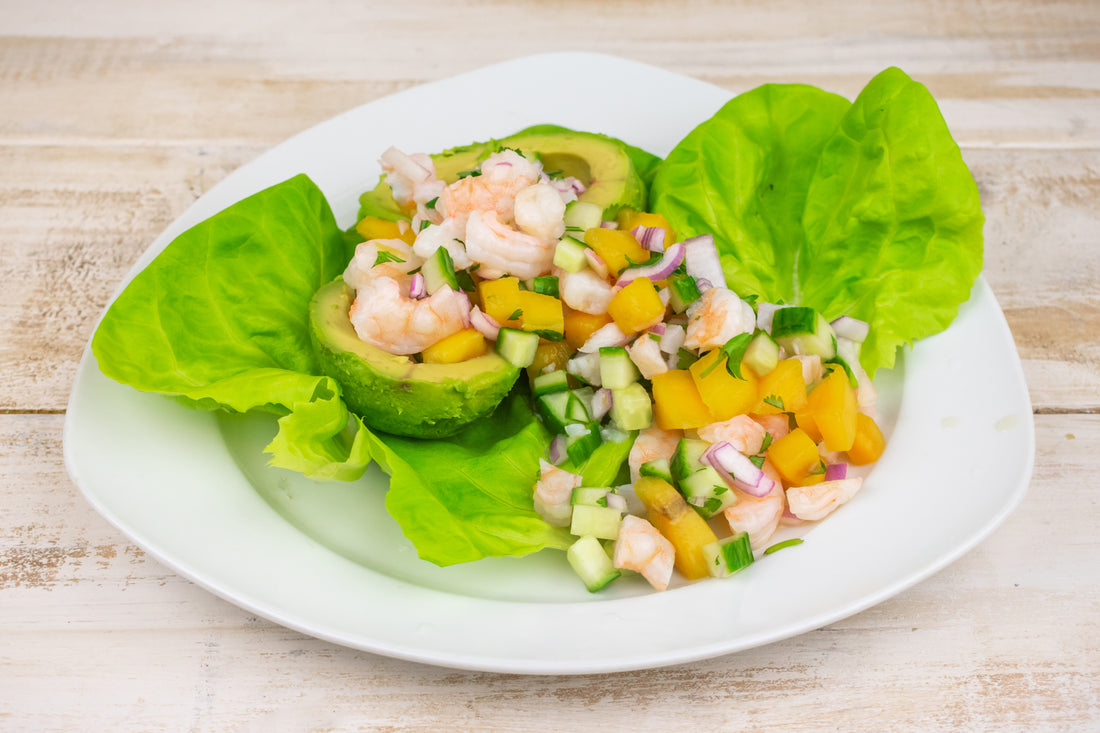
top-left (763, 394), bottom-right (785, 410)
top-left (508, 308), bottom-right (523, 321)
top-left (373, 250), bottom-right (405, 267)
top-left (763, 538), bottom-right (804, 555)
top-left (425, 197), bottom-right (438, 210)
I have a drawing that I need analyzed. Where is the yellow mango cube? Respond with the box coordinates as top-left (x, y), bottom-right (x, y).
top-left (584, 227), bottom-right (649, 274)
top-left (515, 290), bottom-right (565, 338)
top-left (689, 350), bottom-right (759, 421)
top-left (421, 328), bottom-right (488, 364)
top-left (847, 412), bottom-right (885, 465)
top-left (633, 477), bottom-right (718, 581)
top-left (806, 368), bottom-right (859, 452)
top-left (478, 277), bottom-right (523, 327)
top-left (606, 277), bottom-right (666, 334)
top-left (652, 370), bottom-right (714, 430)
top-left (753, 358), bottom-right (808, 415)
top-left (563, 306), bottom-right (612, 350)
top-left (526, 339), bottom-right (576, 381)
top-left (767, 427), bottom-right (821, 486)
top-left (355, 215), bottom-right (415, 246)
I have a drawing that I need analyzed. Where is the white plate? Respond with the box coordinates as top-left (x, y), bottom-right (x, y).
top-left (63, 53), bottom-right (1034, 674)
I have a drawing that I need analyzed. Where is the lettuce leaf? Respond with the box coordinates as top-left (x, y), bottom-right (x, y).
top-left (92, 174), bottom-right (374, 481)
top-left (650, 68), bottom-right (983, 375)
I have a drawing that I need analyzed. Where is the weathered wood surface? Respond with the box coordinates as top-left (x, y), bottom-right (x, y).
top-left (2, 0), bottom-right (1098, 729)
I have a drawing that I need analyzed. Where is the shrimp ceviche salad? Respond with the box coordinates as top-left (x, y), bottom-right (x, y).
top-left (345, 144), bottom-right (886, 592)
top-left (91, 67), bottom-right (983, 595)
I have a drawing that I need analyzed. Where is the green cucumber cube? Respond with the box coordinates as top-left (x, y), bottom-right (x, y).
top-left (553, 236), bottom-right (588, 273)
top-left (563, 201), bottom-right (604, 231)
top-left (639, 458), bottom-right (673, 482)
top-left (570, 504), bottom-right (623, 540)
top-left (671, 438), bottom-right (709, 483)
top-left (567, 535), bottom-right (621, 592)
top-left (532, 369), bottom-right (570, 396)
top-left (598, 346), bottom-right (638, 389)
top-left (702, 532), bottom-right (754, 578)
top-left (744, 331), bottom-right (780, 376)
top-left (678, 465), bottom-right (736, 519)
top-left (610, 382), bottom-right (653, 431)
top-left (771, 306), bottom-right (837, 360)
top-left (496, 327), bottom-right (540, 367)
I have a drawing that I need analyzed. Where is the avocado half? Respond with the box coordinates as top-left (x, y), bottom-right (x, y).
top-left (310, 278), bottom-right (520, 438)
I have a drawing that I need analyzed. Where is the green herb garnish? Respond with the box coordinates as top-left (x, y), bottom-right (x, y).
top-left (763, 538), bottom-right (804, 555)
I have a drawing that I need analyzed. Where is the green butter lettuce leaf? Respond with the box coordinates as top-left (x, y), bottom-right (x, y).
top-left (799, 68), bottom-right (984, 372)
top-left (650, 68), bottom-right (983, 375)
top-left (92, 174), bottom-right (373, 480)
top-left (652, 84), bottom-right (851, 303)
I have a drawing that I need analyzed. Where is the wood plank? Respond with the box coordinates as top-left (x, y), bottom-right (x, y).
top-left (1, 412), bottom-right (1096, 728)
top-left (1, 144), bottom-right (1096, 411)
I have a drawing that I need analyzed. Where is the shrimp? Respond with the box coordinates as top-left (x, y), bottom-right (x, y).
top-left (463, 210), bottom-right (555, 280)
top-left (723, 460), bottom-right (785, 551)
top-left (513, 183), bottom-right (567, 244)
top-left (348, 276), bottom-right (469, 356)
top-left (626, 332), bottom-right (669, 380)
top-left (613, 514), bottom-right (675, 592)
top-left (533, 459), bottom-right (582, 527)
top-left (379, 147), bottom-right (445, 210)
top-left (698, 415), bottom-right (767, 455)
top-left (412, 217), bottom-right (473, 270)
top-left (628, 425), bottom-right (681, 483)
top-left (786, 477), bottom-right (863, 521)
top-left (559, 267), bottom-right (616, 315)
top-left (438, 149), bottom-right (542, 227)
top-left (683, 287), bottom-right (756, 351)
top-left (751, 412), bottom-right (791, 442)
top-left (343, 239), bottom-right (422, 290)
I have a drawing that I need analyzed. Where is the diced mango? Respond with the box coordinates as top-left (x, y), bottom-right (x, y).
top-left (355, 215), bottom-right (416, 246)
top-left (516, 290), bottom-right (565, 338)
top-left (607, 277), bottom-right (665, 334)
top-left (618, 211), bottom-right (677, 249)
top-left (563, 306), bottom-right (612, 350)
top-left (806, 367), bottom-right (859, 452)
top-left (753, 358), bottom-right (808, 415)
top-left (633, 477), bottom-right (718, 581)
top-left (794, 409), bottom-right (822, 443)
top-left (421, 328), bottom-right (488, 364)
top-left (688, 350), bottom-right (759, 421)
top-left (526, 339), bottom-right (575, 381)
top-left (767, 427), bottom-right (821, 485)
top-left (798, 471), bottom-right (826, 486)
top-left (584, 227), bottom-right (650, 274)
top-left (652, 370), bottom-right (714, 430)
top-left (847, 412), bottom-right (885, 465)
top-left (478, 277), bottom-right (523, 327)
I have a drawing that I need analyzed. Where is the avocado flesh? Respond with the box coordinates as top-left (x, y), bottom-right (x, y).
top-left (359, 127), bottom-right (647, 223)
top-left (310, 278), bottom-right (520, 438)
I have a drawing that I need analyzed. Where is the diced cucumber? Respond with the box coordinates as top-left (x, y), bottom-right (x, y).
top-left (771, 306), bottom-right (837, 360)
top-left (566, 535), bottom-right (621, 592)
top-left (610, 382), bottom-right (653, 431)
top-left (571, 486), bottom-right (616, 507)
top-left (566, 389), bottom-right (592, 423)
top-left (599, 346), bottom-right (639, 390)
top-left (570, 504), bottom-right (623, 540)
top-left (532, 369), bottom-right (570, 396)
top-left (563, 201), bottom-right (604, 231)
top-left (639, 457), bottom-right (673, 483)
top-left (553, 236), bottom-right (589, 273)
top-left (702, 532), bottom-right (754, 578)
top-left (535, 391), bottom-right (571, 434)
top-left (744, 330), bottom-right (780, 376)
top-left (679, 465), bottom-right (736, 519)
top-left (420, 246), bottom-right (459, 294)
top-left (565, 422), bottom-right (602, 464)
top-left (496, 327), bottom-right (540, 367)
top-left (671, 437), bottom-right (709, 483)
top-left (532, 275), bottom-right (560, 298)
top-left (667, 274), bottom-right (702, 313)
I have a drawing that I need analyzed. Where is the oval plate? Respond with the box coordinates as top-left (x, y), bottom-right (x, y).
top-left (64, 53), bottom-right (1034, 674)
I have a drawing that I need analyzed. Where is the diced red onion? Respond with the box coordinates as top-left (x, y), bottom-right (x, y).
top-left (548, 434), bottom-right (567, 465)
top-left (703, 441), bottom-right (777, 498)
top-left (590, 388), bottom-right (613, 420)
top-left (631, 225), bottom-right (667, 252)
top-left (824, 463), bottom-right (848, 481)
top-left (584, 249), bottom-right (609, 279)
top-left (408, 273), bottom-right (426, 299)
top-left (831, 315), bottom-right (870, 343)
top-left (564, 422), bottom-right (589, 438)
top-left (683, 234), bottom-right (726, 290)
top-left (649, 323), bottom-right (666, 336)
top-left (456, 292), bottom-right (472, 326)
top-left (600, 220), bottom-right (619, 229)
top-left (695, 278), bottom-right (713, 291)
top-left (617, 242), bottom-right (685, 287)
top-left (469, 306), bottom-right (500, 341)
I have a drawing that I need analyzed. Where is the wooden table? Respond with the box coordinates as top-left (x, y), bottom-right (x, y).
top-left (3, 1), bottom-right (1098, 729)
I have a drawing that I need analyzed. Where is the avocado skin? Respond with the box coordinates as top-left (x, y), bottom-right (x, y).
top-left (310, 279), bottom-right (520, 438)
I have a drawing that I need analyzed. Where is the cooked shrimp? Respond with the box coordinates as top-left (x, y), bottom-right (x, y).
top-left (533, 459), bottom-right (582, 527)
top-left (683, 287), bottom-right (756, 351)
top-left (463, 210), bottom-right (555, 280)
top-left (379, 147), bottom-right (444, 210)
top-left (791, 354), bottom-right (824, 386)
top-left (348, 276), bottom-right (469, 355)
top-left (559, 267), bottom-right (616, 315)
top-left (626, 332), bottom-right (669, 380)
top-left (513, 183), bottom-right (567, 244)
top-left (412, 217), bottom-right (473, 270)
top-left (438, 149), bottom-right (542, 226)
top-left (698, 415), bottom-right (767, 455)
top-left (724, 459), bottom-right (785, 550)
top-left (343, 239), bottom-right (422, 290)
top-left (628, 425), bottom-right (681, 483)
top-left (786, 477), bottom-right (863, 521)
top-left (751, 412), bottom-right (791, 442)
top-left (613, 514), bottom-right (675, 592)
